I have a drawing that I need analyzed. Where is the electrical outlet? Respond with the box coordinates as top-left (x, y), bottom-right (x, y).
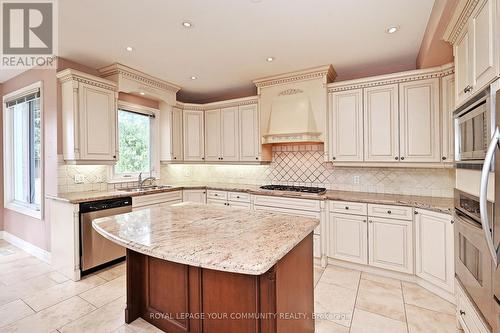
top-left (74, 174), bottom-right (85, 184)
top-left (353, 175), bottom-right (360, 184)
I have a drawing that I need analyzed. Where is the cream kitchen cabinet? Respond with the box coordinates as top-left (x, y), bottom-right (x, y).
top-left (132, 191), bottom-right (183, 210)
top-left (449, 0), bottom-right (497, 107)
top-left (57, 69), bottom-right (118, 164)
top-left (206, 190), bottom-right (251, 209)
top-left (182, 189), bottom-right (206, 203)
top-left (329, 212), bottom-right (368, 265)
top-left (239, 104), bottom-right (260, 162)
top-left (171, 107), bottom-right (183, 161)
top-left (183, 110), bottom-right (205, 161)
top-left (415, 208), bottom-right (454, 293)
top-left (363, 84), bottom-right (400, 162)
top-left (441, 75), bottom-right (455, 163)
top-left (329, 89), bottom-right (364, 162)
top-left (399, 78), bottom-right (441, 163)
top-left (204, 107), bottom-right (239, 162)
top-left (160, 106), bottom-right (183, 162)
top-left (368, 216), bottom-right (413, 274)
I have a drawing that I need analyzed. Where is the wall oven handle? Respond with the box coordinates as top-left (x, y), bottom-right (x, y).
top-left (480, 126), bottom-right (499, 267)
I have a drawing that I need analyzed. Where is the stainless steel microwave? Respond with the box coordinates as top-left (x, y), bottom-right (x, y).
top-left (454, 88), bottom-right (496, 168)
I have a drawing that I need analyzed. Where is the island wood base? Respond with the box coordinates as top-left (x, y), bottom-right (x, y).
top-left (125, 233), bottom-right (314, 333)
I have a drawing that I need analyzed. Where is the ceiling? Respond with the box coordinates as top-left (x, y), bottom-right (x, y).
top-left (1, 0), bottom-right (436, 103)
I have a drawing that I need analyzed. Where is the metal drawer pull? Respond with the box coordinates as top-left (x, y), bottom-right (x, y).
top-left (387, 210), bottom-right (392, 214)
top-left (459, 310), bottom-right (465, 316)
top-left (345, 206), bottom-right (349, 210)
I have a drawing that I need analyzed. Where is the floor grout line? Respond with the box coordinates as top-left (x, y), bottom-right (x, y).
top-left (401, 282), bottom-right (410, 333)
top-left (348, 271), bottom-right (362, 333)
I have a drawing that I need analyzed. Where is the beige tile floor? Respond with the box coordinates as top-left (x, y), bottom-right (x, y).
top-left (0, 240), bottom-right (461, 332)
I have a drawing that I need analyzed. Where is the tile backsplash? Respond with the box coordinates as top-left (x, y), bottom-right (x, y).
top-left (58, 144), bottom-right (455, 197)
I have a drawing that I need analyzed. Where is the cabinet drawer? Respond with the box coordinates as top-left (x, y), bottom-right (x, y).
top-left (368, 204), bottom-right (413, 220)
top-left (456, 280), bottom-right (490, 333)
top-left (329, 201), bottom-right (367, 216)
top-left (227, 201), bottom-right (251, 209)
top-left (228, 191), bottom-right (251, 203)
top-left (254, 205), bottom-right (320, 235)
top-left (253, 195), bottom-right (320, 212)
top-left (207, 190), bottom-right (228, 200)
top-left (132, 191), bottom-right (182, 208)
top-left (207, 199), bottom-right (227, 207)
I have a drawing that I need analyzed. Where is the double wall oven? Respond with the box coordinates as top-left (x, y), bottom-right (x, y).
top-left (455, 86), bottom-right (500, 332)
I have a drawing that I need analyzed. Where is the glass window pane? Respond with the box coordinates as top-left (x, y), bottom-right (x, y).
top-left (30, 98), bottom-right (41, 207)
top-left (12, 103), bottom-right (30, 203)
top-left (115, 110), bottom-right (151, 174)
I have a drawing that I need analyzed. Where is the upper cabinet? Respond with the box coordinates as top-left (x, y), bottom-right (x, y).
top-left (399, 78), bottom-right (440, 163)
top-left (239, 104), bottom-right (260, 162)
top-left (57, 69), bottom-right (118, 164)
top-left (183, 109), bottom-right (205, 161)
top-left (205, 107), bottom-right (240, 162)
top-left (327, 64), bottom-right (454, 167)
top-left (363, 84), bottom-right (400, 162)
top-left (160, 105), bottom-right (183, 163)
top-left (171, 107), bottom-right (183, 161)
top-left (204, 109), bottom-right (222, 162)
top-left (445, 0), bottom-right (498, 107)
top-left (329, 89), bottom-right (363, 162)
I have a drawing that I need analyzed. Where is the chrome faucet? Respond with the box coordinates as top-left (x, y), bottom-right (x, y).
top-left (138, 172), bottom-right (156, 190)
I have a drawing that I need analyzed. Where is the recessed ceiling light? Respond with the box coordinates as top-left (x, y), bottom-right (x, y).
top-left (266, 57), bottom-right (275, 62)
top-left (139, 92), bottom-right (145, 95)
top-left (386, 26), bottom-right (399, 34)
top-left (126, 46), bottom-right (134, 52)
top-left (190, 76), bottom-right (197, 80)
top-left (182, 21), bottom-right (193, 28)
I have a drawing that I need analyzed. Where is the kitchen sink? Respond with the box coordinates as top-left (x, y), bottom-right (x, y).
top-left (118, 185), bottom-right (173, 193)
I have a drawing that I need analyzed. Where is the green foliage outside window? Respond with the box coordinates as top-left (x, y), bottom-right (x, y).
top-left (115, 110), bottom-right (151, 174)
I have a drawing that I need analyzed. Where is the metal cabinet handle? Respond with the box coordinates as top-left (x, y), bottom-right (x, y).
top-left (345, 206), bottom-right (349, 210)
top-left (387, 210), bottom-right (392, 214)
top-left (400, 157), bottom-right (405, 161)
top-left (442, 156), bottom-right (446, 161)
top-left (463, 85), bottom-right (472, 93)
top-left (480, 126), bottom-right (499, 267)
top-left (332, 157), bottom-right (336, 161)
top-left (255, 157), bottom-right (259, 160)
top-left (459, 310), bottom-right (465, 316)
top-left (236, 196), bottom-right (240, 199)
top-left (395, 157), bottom-right (399, 160)
top-left (363, 220), bottom-right (367, 223)
top-left (174, 156), bottom-right (177, 160)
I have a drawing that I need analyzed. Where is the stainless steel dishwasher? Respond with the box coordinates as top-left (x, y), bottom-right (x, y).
top-left (80, 197), bottom-right (132, 275)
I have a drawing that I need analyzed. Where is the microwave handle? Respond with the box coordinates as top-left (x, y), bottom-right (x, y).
top-left (480, 126), bottom-right (499, 267)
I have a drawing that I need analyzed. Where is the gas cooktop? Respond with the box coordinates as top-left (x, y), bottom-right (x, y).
top-left (259, 185), bottom-right (327, 194)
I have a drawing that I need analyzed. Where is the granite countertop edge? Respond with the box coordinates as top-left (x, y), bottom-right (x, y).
top-left (47, 184), bottom-right (454, 215)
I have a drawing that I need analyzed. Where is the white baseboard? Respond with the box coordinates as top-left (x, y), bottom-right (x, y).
top-left (2, 231), bottom-right (51, 263)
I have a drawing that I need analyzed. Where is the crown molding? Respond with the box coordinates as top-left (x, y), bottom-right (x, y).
top-left (98, 63), bottom-right (181, 93)
top-left (56, 68), bottom-right (117, 91)
top-left (327, 63), bottom-right (454, 93)
top-left (176, 95), bottom-right (258, 111)
top-left (253, 65), bottom-right (336, 88)
top-left (443, 0), bottom-right (479, 44)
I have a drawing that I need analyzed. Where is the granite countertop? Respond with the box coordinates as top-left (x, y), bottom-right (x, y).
top-left (92, 202), bottom-right (319, 275)
top-left (47, 182), bottom-right (454, 215)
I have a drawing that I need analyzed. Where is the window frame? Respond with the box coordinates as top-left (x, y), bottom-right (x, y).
top-left (109, 101), bottom-right (160, 183)
top-left (3, 81), bottom-right (43, 219)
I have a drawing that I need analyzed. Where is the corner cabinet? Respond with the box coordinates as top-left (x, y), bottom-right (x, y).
top-left (205, 107), bottom-right (240, 162)
top-left (329, 89), bottom-right (364, 162)
top-left (441, 75), bottom-right (455, 163)
top-left (57, 69), bottom-right (118, 164)
top-left (183, 109), bottom-right (205, 161)
top-left (415, 209), bottom-right (454, 293)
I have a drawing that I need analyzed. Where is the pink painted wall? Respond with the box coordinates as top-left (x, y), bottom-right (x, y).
top-left (0, 83), bottom-right (3, 232)
top-left (1, 69), bottom-right (58, 250)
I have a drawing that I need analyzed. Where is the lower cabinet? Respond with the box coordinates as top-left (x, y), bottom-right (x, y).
top-left (368, 216), bottom-right (413, 274)
top-left (132, 191), bottom-right (183, 210)
top-left (415, 208), bottom-right (454, 293)
top-left (182, 189), bottom-right (207, 203)
top-left (205, 190), bottom-right (251, 209)
top-left (328, 213), bottom-right (368, 265)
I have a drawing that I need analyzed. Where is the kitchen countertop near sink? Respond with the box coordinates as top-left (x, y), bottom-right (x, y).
top-left (46, 182), bottom-right (454, 215)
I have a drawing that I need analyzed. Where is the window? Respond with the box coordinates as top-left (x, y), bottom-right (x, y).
top-left (3, 82), bottom-right (42, 218)
top-left (111, 101), bottom-right (159, 181)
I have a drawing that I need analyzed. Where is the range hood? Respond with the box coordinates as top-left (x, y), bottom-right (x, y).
top-left (262, 88), bottom-right (321, 144)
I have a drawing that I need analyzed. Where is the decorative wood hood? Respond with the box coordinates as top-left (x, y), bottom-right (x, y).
top-left (253, 65), bottom-right (336, 144)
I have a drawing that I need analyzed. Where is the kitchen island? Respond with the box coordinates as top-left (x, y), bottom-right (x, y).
top-left (92, 202), bottom-right (319, 333)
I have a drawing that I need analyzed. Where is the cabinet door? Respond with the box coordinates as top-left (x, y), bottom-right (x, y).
top-left (239, 104), bottom-right (259, 162)
top-left (328, 213), bottom-right (368, 265)
top-left (78, 82), bottom-right (116, 161)
top-left (455, 29), bottom-right (471, 106)
top-left (329, 89), bottom-right (364, 162)
top-left (172, 107), bottom-right (183, 161)
top-left (221, 106), bottom-right (239, 161)
top-left (206, 199), bottom-right (227, 207)
top-left (368, 217), bottom-right (413, 274)
top-left (364, 84), bottom-right (399, 162)
top-left (415, 209), bottom-right (454, 293)
top-left (441, 75), bottom-right (455, 163)
top-left (183, 190), bottom-right (206, 203)
top-left (204, 109), bottom-right (221, 162)
top-left (470, 0), bottom-right (497, 92)
top-left (399, 78), bottom-right (440, 163)
top-left (183, 110), bottom-right (205, 161)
